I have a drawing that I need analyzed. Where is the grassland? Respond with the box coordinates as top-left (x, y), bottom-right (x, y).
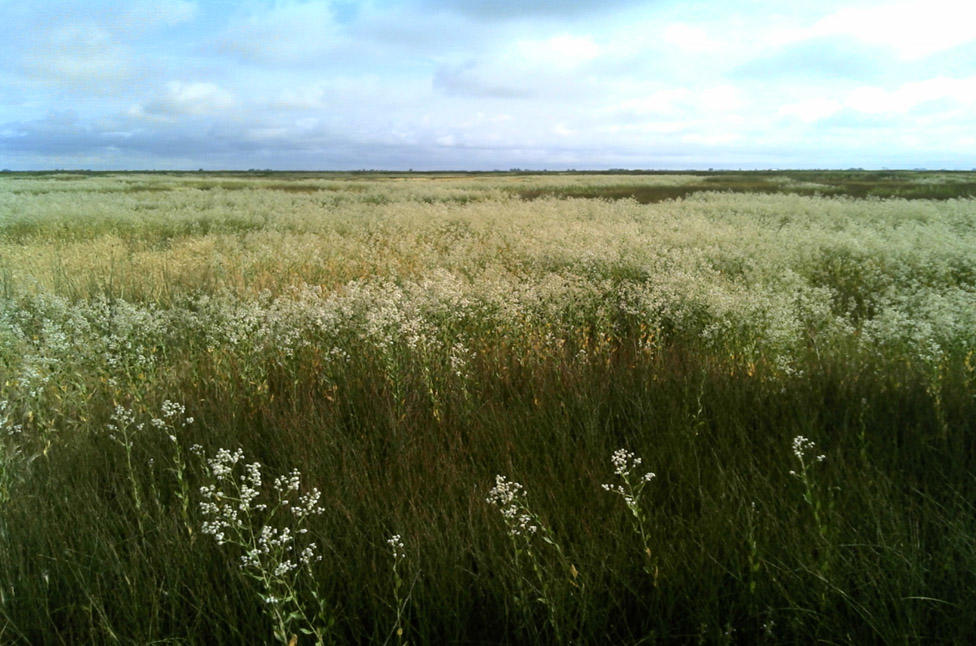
top-left (1, 171), bottom-right (975, 643)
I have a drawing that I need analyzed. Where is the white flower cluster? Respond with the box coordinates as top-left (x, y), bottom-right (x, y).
top-left (448, 341), bottom-right (473, 379)
top-left (608, 448), bottom-right (655, 481)
top-left (0, 400), bottom-right (23, 435)
top-left (265, 469), bottom-right (326, 519)
top-left (239, 526), bottom-right (321, 576)
top-left (160, 400), bottom-right (194, 425)
top-left (207, 447), bottom-right (244, 479)
top-left (387, 533), bottom-right (406, 560)
top-left (199, 448), bottom-right (323, 577)
top-left (486, 475), bottom-right (539, 537)
top-left (273, 468), bottom-right (302, 493)
top-left (294, 488), bottom-right (326, 519)
top-left (149, 400), bottom-right (194, 443)
top-left (602, 448), bottom-right (656, 524)
top-left (603, 449), bottom-right (655, 503)
top-left (791, 435), bottom-right (826, 464)
top-left (106, 404), bottom-right (142, 442)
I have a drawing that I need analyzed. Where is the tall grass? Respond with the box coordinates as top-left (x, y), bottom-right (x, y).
top-left (1, 172), bottom-right (974, 643)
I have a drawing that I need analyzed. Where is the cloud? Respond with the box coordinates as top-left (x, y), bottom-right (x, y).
top-left (7, 1), bottom-right (198, 91)
top-left (616, 89), bottom-right (693, 117)
top-left (513, 34), bottom-right (601, 67)
top-left (4, 0), bottom-right (976, 170)
top-left (216, 1), bottom-right (342, 63)
top-left (816, 109), bottom-right (893, 131)
top-left (433, 33), bottom-right (602, 98)
top-left (135, 82), bottom-right (236, 119)
top-left (614, 85), bottom-right (746, 119)
top-left (416, 0), bottom-right (647, 21)
top-left (810, 1), bottom-right (976, 60)
top-left (778, 98), bottom-right (844, 123)
top-left (433, 62), bottom-right (536, 99)
top-left (734, 36), bottom-right (885, 81)
top-left (661, 23), bottom-right (720, 53)
top-left (20, 23), bottom-right (133, 88)
top-left (271, 85), bottom-right (331, 111)
top-left (845, 77), bottom-right (976, 115)
top-left (768, 76), bottom-right (976, 127)
top-left (125, 0), bottom-right (197, 28)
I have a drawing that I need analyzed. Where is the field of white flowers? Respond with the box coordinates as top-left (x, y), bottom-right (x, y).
top-left (1, 171), bottom-right (974, 643)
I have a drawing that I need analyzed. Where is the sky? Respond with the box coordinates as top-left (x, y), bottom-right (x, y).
top-left (2, 0), bottom-right (976, 170)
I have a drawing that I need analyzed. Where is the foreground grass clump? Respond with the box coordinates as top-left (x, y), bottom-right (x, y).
top-left (1, 171), bottom-right (975, 643)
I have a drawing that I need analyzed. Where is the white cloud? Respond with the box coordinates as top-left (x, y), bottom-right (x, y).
top-left (618, 89), bottom-right (693, 116)
top-left (218, 1), bottom-right (342, 63)
top-left (616, 85), bottom-right (746, 118)
top-left (149, 0), bottom-right (197, 26)
top-left (513, 34), bottom-right (601, 68)
top-left (699, 85), bottom-right (746, 112)
top-left (272, 85), bottom-right (329, 110)
top-left (114, 1), bottom-right (197, 30)
top-left (21, 24), bottom-right (131, 87)
top-left (552, 123), bottom-right (575, 137)
top-left (779, 98), bottom-right (844, 123)
top-left (5, 0), bottom-right (976, 170)
top-left (662, 23), bottom-right (719, 53)
top-left (846, 77), bottom-right (976, 114)
top-left (138, 82), bottom-right (236, 118)
top-left (812, 1), bottom-right (976, 59)
top-left (681, 132), bottom-right (743, 146)
top-left (11, 1), bottom-right (198, 92)
top-left (433, 33), bottom-right (606, 100)
top-left (434, 32), bottom-right (602, 98)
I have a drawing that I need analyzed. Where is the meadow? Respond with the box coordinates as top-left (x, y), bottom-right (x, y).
top-left (0, 170), bottom-right (975, 643)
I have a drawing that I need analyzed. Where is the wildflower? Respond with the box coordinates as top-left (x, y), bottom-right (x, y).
top-left (791, 435), bottom-right (825, 463)
top-left (487, 475), bottom-right (546, 538)
top-left (486, 475), bottom-right (535, 537)
top-left (603, 448), bottom-right (655, 493)
top-left (299, 544), bottom-right (321, 566)
top-left (387, 534), bottom-right (406, 560)
top-left (198, 448), bottom-right (328, 642)
top-left (602, 448), bottom-right (656, 561)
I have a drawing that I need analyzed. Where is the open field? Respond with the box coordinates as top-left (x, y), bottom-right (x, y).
top-left (1, 171), bottom-right (975, 643)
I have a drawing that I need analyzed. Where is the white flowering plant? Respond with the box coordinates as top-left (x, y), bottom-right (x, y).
top-left (198, 448), bottom-right (331, 645)
top-left (105, 404), bottom-right (150, 532)
top-left (486, 475), bottom-right (579, 643)
top-left (486, 475), bottom-right (544, 541)
top-left (602, 449), bottom-right (657, 579)
top-left (151, 400), bottom-right (195, 531)
top-left (104, 401), bottom-right (196, 535)
top-left (788, 435), bottom-right (829, 542)
top-left (0, 400), bottom-right (16, 509)
top-left (386, 533), bottom-right (413, 646)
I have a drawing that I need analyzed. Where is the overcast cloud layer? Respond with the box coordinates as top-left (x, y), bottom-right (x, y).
top-left (2, 0), bottom-right (976, 170)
